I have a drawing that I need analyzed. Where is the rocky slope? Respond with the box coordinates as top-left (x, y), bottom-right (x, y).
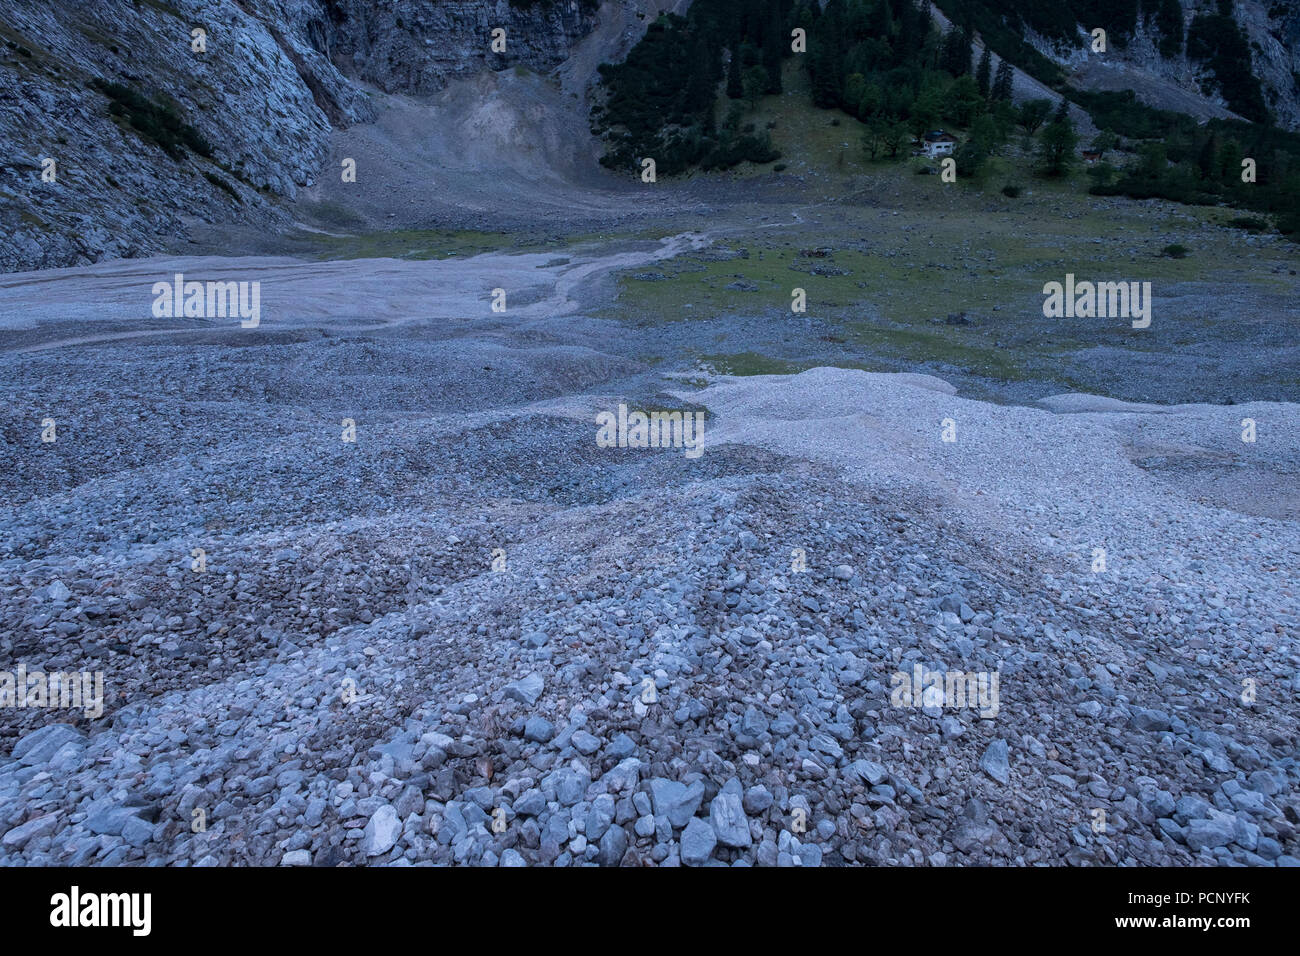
top-left (1033, 0), bottom-right (1300, 128)
top-left (0, 0), bottom-right (604, 272)
top-left (0, 246), bottom-right (1296, 867)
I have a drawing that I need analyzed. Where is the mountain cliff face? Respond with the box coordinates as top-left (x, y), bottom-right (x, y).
top-left (0, 0), bottom-right (600, 272)
top-left (1223, 0), bottom-right (1300, 127)
top-left (2, 0), bottom-right (1298, 274)
top-left (310, 0), bottom-right (600, 93)
top-left (945, 0), bottom-right (1300, 128)
top-left (1063, 0), bottom-right (1300, 128)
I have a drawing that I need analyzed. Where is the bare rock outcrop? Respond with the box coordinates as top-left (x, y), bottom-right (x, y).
top-left (0, 0), bottom-right (602, 273)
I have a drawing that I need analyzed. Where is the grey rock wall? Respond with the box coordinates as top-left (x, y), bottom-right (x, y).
top-left (0, 0), bottom-right (600, 272)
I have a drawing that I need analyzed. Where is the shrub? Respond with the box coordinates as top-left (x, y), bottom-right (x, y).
top-left (1160, 243), bottom-right (1189, 258)
top-left (1227, 216), bottom-right (1269, 233)
top-left (1001, 184), bottom-right (1021, 198)
top-left (205, 171), bottom-right (240, 201)
top-left (91, 78), bottom-right (213, 160)
top-left (699, 130), bottom-right (780, 171)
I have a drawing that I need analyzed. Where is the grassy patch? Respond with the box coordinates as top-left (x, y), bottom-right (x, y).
top-left (695, 353), bottom-right (810, 376)
top-left (607, 148), bottom-right (1284, 333)
top-left (596, 147), bottom-right (1300, 399)
top-left (845, 322), bottom-right (1031, 381)
top-left (715, 62), bottom-right (870, 179)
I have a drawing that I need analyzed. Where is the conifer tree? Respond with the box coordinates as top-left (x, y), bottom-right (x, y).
top-left (1037, 99), bottom-right (1078, 177)
top-left (941, 27), bottom-right (972, 77)
top-left (991, 58), bottom-right (1013, 102)
top-left (1157, 0), bottom-right (1185, 57)
top-left (726, 43), bottom-right (744, 99)
top-left (763, 0), bottom-right (784, 93)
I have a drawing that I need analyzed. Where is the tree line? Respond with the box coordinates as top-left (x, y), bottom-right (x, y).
top-left (590, 0), bottom-right (1294, 237)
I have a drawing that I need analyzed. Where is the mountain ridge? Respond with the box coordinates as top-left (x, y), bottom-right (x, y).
top-left (1, 0), bottom-right (1297, 273)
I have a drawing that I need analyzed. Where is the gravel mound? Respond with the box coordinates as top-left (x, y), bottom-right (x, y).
top-left (1, 283), bottom-right (1297, 868)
